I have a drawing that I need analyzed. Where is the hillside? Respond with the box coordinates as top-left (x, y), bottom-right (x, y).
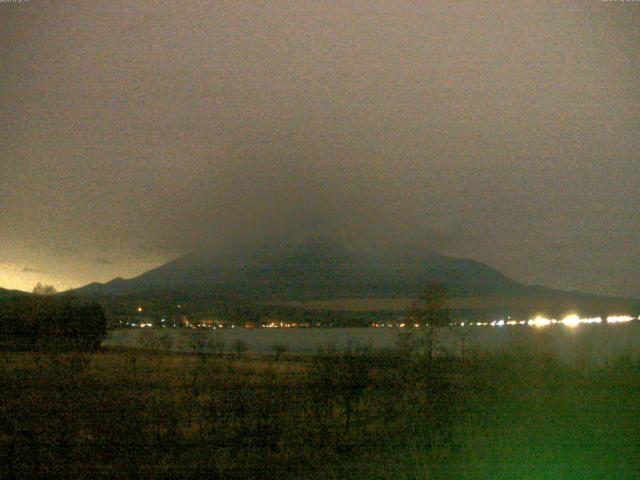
top-left (0, 287), bottom-right (30, 299)
top-left (65, 233), bottom-right (639, 320)
top-left (70, 233), bottom-right (527, 300)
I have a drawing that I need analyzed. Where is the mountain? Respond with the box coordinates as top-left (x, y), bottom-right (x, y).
top-left (0, 287), bottom-right (30, 299)
top-left (67, 233), bottom-right (639, 319)
top-left (70, 233), bottom-right (528, 300)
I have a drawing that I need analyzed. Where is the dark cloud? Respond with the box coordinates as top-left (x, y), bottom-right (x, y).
top-left (0, 1), bottom-right (638, 296)
top-left (95, 257), bottom-right (114, 266)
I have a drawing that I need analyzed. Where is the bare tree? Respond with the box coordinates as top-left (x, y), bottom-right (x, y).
top-left (405, 283), bottom-right (451, 361)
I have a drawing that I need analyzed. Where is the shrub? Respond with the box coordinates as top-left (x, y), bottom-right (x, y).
top-left (0, 297), bottom-right (107, 351)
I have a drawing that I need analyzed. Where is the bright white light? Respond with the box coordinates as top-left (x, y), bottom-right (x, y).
top-left (560, 314), bottom-right (581, 328)
top-left (496, 320), bottom-right (505, 327)
top-left (529, 316), bottom-right (552, 327)
top-left (583, 317), bottom-right (602, 324)
top-left (607, 315), bottom-right (633, 324)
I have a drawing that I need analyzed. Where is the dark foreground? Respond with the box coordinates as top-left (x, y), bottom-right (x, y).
top-left (1, 347), bottom-right (639, 479)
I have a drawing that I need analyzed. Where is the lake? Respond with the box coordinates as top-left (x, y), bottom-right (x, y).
top-left (104, 322), bottom-right (640, 366)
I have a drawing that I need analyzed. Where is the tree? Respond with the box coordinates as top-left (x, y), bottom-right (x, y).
top-left (32, 283), bottom-right (57, 296)
top-left (44, 300), bottom-right (107, 351)
top-left (311, 343), bottom-right (372, 435)
top-left (405, 283), bottom-right (451, 361)
top-left (0, 297), bottom-right (106, 351)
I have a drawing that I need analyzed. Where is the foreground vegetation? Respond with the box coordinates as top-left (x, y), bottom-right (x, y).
top-left (0, 296), bottom-right (106, 351)
top-left (0, 344), bottom-right (639, 479)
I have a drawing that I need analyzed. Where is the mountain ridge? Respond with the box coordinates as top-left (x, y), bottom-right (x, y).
top-left (66, 234), bottom-right (545, 300)
top-left (0, 287), bottom-right (31, 298)
top-left (62, 234), bottom-right (639, 319)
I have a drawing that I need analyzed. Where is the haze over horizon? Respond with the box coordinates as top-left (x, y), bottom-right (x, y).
top-left (1, 1), bottom-right (638, 297)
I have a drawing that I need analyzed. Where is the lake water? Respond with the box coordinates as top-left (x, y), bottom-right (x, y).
top-left (104, 322), bottom-right (640, 366)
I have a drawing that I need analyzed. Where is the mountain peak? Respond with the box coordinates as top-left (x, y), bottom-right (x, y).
top-left (68, 233), bottom-right (530, 300)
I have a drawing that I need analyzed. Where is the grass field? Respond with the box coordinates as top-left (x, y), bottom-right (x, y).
top-left (1, 345), bottom-right (639, 479)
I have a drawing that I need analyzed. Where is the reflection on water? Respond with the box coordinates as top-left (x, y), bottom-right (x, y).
top-left (105, 321), bottom-right (640, 366)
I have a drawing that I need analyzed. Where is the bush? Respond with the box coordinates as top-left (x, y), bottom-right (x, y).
top-left (311, 343), bottom-right (373, 435)
top-left (0, 297), bottom-right (107, 351)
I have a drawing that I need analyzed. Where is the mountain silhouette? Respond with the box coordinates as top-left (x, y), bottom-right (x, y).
top-left (0, 287), bottom-right (30, 299)
top-left (70, 232), bottom-right (527, 300)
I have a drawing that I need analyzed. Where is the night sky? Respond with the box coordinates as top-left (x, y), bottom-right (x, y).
top-left (1, 1), bottom-right (638, 297)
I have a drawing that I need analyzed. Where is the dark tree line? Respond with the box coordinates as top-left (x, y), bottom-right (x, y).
top-left (0, 296), bottom-right (107, 351)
